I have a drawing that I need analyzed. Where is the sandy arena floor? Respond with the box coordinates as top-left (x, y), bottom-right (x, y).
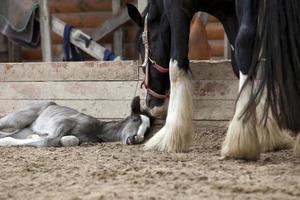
top-left (0, 125), bottom-right (300, 200)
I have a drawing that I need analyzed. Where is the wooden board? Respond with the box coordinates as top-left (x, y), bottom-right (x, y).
top-left (206, 23), bottom-right (224, 40)
top-left (53, 12), bottom-right (113, 28)
top-left (0, 100), bottom-right (234, 120)
top-left (0, 61), bottom-right (237, 121)
top-left (0, 80), bottom-right (238, 100)
top-left (192, 80), bottom-right (238, 100)
top-left (49, 0), bottom-right (112, 13)
top-left (0, 82), bottom-right (141, 100)
top-left (0, 60), bottom-right (236, 81)
top-left (0, 61), bottom-right (138, 81)
top-left (139, 60), bottom-right (236, 80)
top-left (190, 60), bottom-right (236, 80)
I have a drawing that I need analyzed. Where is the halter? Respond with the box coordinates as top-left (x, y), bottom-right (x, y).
top-left (140, 14), bottom-right (170, 99)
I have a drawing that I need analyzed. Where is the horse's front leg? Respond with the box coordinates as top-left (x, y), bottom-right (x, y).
top-left (221, 0), bottom-right (260, 160)
top-left (145, 5), bottom-right (193, 152)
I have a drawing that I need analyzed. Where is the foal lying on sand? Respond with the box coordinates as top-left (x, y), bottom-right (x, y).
top-left (0, 96), bottom-right (151, 147)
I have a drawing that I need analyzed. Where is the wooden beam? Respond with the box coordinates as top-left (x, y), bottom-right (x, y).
top-left (90, 8), bottom-right (130, 41)
top-left (39, 0), bottom-right (53, 62)
top-left (113, 0), bottom-right (124, 57)
top-left (51, 16), bottom-right (121, 60)
top-left (0, 61), bottom-right (137, 81)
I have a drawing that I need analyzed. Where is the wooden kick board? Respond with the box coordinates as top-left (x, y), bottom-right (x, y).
top-left (0, 60), bottom-right (238, 121)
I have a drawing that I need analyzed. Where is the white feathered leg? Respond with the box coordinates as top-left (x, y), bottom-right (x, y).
top-left (293, 134), bottom-right (300, 157)
top-left (256, 97), bottom-right (294, 152)
top-left (221, 72), bottom-right (260, 160)
top-left (145, 59), bottom-right (193, 152)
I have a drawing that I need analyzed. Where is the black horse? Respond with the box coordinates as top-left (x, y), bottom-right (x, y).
top-left (128, 0), bottom-right (300, 160)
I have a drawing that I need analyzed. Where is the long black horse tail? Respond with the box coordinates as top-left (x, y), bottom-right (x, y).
top-left (244, 0), bottom-right (300, 131)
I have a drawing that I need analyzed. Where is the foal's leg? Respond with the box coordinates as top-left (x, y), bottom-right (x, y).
top-left (0, 128), bottom-right (33, 139)
top-left (0, 102), bottom-right (55, 130)
top-left (0, 137), bottom-right (46, 147)
top-left (0, 129), bottom-right (79, 147)
top-left (0, 129), bottom-right (46, 147)
top-left (43, 119), bottom-right (77, 147)
top-left (145, 2), bottom-right (193, 152)
top-left (221, 0), bottom-right (260, 160)
top-left (0, 120), bottom-right (77, 147)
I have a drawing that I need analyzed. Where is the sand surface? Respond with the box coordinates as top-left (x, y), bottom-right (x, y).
top-left (0, 125), bottom-right (300, 200)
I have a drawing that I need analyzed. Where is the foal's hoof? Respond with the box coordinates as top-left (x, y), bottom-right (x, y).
top-left (60, 136), bottom-right (80, 147)
top-left (126, 135), bottom-right (144, 145)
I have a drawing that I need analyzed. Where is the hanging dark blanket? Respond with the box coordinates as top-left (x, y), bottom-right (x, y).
top-left (0, 0), bottom-right (40, 47)
top-left (63, 25), bottom-right (82, 61)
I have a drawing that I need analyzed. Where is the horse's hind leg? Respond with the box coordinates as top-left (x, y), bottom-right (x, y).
top-left (221, 0), bottom-right (260, 160)
top-left (256, 96), bottom-right (294, 152)
top-left (0, 102), bottom-right (55, 130)
top-left (293, 135), bottom-right (300, 157)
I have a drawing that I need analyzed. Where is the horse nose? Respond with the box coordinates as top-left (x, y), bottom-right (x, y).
top-left (146, 94), bottom-right (156, 109)
top-left (145, 96), bottom-right (151, 108)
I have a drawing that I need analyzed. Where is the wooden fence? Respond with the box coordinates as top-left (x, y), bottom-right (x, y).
top-left (0, 61), bottom-right (237, 125)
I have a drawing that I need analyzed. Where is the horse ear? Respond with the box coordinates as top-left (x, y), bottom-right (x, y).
top-left (127, 4), bottom-right (143, 27)
top-left (131, 96), bottom-right (141, 114)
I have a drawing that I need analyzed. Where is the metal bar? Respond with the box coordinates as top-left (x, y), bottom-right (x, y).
top-left (39, 0), bottom-right (52, 62)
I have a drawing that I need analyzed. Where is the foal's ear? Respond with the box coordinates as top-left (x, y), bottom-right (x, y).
top-left (131, 96), bottom-right (141, 114)
top-left (127, 4), bottom-right (143, 27)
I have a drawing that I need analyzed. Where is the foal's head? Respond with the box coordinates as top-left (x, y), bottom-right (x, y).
top-left (121, 96), bottom-right (152, 145)
top-left (127, 2), bottom-right (171, 117)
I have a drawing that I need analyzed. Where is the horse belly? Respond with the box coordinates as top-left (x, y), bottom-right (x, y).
top-left (31, 105), bottom-right (79, 136)
top-left (30, 118), bottom-right (57, 136)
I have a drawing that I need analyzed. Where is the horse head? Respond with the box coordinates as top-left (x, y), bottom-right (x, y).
top-left (127, 2), bottom-right (171, 118)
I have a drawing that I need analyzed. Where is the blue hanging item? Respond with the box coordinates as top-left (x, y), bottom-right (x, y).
top-left (103, 49), bottom-right (117, 61)
top-left (63, 25), bottom-right (82, 61)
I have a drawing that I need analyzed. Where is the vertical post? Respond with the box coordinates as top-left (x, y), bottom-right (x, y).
top-left (39, 0), bottom-right (52, 62)
top-left (0, 34), bottom-right (8, 62)
top-left (224, 33), bottom-right (231, 59)
top-left (8, 41), bottom-right (21, 62)
top-left (0, 35), bottom-right (7, 54)
top-left (137, 0), bottom-right (148, 61)
top-left (113, 0), bottom-right (124, 57)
